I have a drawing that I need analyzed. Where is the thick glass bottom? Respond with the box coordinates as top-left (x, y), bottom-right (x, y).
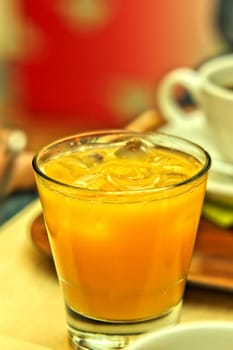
top-left (66, 300), bottom-right (182, 349)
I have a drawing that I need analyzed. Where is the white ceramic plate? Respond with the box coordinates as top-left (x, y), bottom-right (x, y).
top-left (160, 110), bottom-right (233, 205)
top-left (128, 322), bottom-right (233, 350)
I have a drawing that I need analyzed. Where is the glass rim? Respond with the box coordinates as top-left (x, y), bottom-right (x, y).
top-left (32, 130), bottom-right (211, 196)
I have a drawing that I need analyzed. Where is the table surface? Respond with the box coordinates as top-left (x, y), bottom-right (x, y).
top-left (1, 199), bottom-right (233, 350)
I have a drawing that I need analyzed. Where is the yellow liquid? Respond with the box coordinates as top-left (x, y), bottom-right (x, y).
top-left (36, 141), bottom-right (207, 322)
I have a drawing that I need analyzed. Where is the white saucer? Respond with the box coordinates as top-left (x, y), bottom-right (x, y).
top-left (128, 322), bottom-right (233, 350)
top-left (160, 110), bottom-right (233, 205)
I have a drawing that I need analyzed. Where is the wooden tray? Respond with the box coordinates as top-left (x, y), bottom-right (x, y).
top-left (30, 214), bottom-right (233, 292)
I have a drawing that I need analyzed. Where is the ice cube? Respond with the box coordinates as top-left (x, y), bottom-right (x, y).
top-left (115, 138), bottom-right (149, 159)
top-left (79, 153), bottom-right (104, 168)
top-left (157, 172), bottom-right (188, 187)
top-left (73, 173), bottom-right (116, 191)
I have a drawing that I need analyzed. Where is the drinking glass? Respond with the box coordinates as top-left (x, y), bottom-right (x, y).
top-left (32, 131), bottom-right (210, 349)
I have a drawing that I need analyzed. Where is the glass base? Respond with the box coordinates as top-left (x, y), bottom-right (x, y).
top-left (66, 300), bottom-right (182, 349)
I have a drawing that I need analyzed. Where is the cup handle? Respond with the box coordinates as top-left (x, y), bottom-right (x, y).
top-left (156, 68), bottom-right (203, 125)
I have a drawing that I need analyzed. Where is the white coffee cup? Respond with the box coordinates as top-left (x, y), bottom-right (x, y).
top-left (157, 54), bottom-right (233, 164)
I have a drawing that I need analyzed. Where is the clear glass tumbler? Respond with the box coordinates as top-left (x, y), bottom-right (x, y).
top-left (32, 131), bottom-right (210, 349)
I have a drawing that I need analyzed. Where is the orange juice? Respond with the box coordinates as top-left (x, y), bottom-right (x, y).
top-left (34, 133), bottom-right (209, 323)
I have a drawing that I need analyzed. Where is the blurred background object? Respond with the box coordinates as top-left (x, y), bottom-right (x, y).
top-left (0, 0), bottom-right (226, 149)
top-left (0, 0), bottom-right (230, 224)
top-left (217, 0), bottom-right (233, 51)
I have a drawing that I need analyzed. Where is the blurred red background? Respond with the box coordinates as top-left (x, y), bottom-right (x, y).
top-left (2, 0), bottom-right (219, 143)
